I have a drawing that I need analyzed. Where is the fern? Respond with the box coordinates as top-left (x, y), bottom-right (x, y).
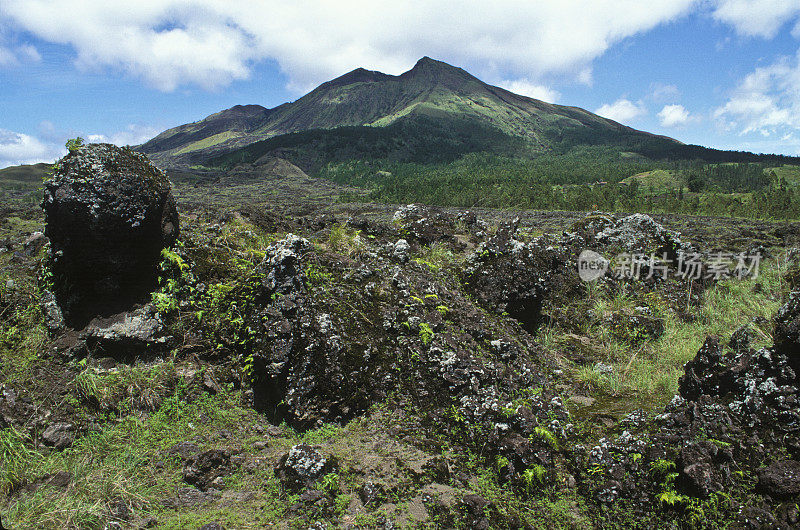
top-left (522, 464), bottom-right (547, 490)
top-left (531, 426), bottom-right (558, 450)
top-left (657, 489), bottom-right (688, 506)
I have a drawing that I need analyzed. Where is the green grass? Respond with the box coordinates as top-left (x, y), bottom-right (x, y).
top-left (2, 374), bottom-right (298, 529)
top-left (175, 131), bottom-right (241, 155)
top-left (767, 164), bottom-right (800, 187)
top-left (572, 257), bottom-right (785, 402)
top-left (621, 170), bottom-right (683, 193)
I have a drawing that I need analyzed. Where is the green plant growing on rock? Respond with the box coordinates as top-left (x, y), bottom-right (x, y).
top-left (65, 137), bottom-right (84, 153)
top-left (317, 472), bottom-right (340, 494)
top-left (305, 264), bottom-right (333, 287)
top-left (152, 246), bottom-right (191, 315)
top-left (656, 489), bottom-right (688, 507)
top-left (413, 243), bottom-right (458, 272)
top-left (419, 322), bottom-right (434, 345)
top-left (75, 367), bottom-right (103, 403)
top-left (328, 223), bottom-right (364, 257)
top-left (649, 459), bottom-right (676, 480)
top-left (531, 426), bottom-right (558, 450)
top-left (522, 464), bottom-right (547, 491)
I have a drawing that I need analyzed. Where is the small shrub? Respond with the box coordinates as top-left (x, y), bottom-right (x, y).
top-left (328, 223), bottom-right (365, 257)
top-left (65, 137), bottom-right (84, 153)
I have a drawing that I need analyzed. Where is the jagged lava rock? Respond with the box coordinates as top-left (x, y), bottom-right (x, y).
top-left (42, 143), bottom-right (178, 326)
top-left (775, 290), bottom-right (800, 364)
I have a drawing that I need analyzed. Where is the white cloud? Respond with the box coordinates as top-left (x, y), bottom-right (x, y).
top-left (595, 99), bottom-right (647, 124)
top-left (0, 46), bottom-right (15, 66)
top-left (16, 44), bottom-right (41, 62)
top-left (577, 68), bottom-right (594, 86)
top-left (498, 79), bottom-right (559, 103)
top-left (0, 0), bottom-right (697, 92)
top-left (0, 124), bottom-right (160, 169)
top-left (713, 0), bottom-right (800, 38)
top-left (0, 43), bottom-right (41, 66)
top-left (714, 50), bottom-right (800, 135)
top-left (0, 129), bottom-right (63, 168)
top-left (650, 82), bottom-right (681, 102)
top-left (658, 104), bottom-right (691, 127)
top-left (85, 124), bottom-right (161, 146)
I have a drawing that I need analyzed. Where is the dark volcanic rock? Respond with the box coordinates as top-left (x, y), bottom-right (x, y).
top-left (463, 218), bottom-right (581, 333)
top-left (43, 143), bottom-right (178, 327)
top-left (758, 460), bottom-right (800, 499)
top-left (678, 441), bottom-right (727, 497)
top-left (182, 449), bottom-right (233, 491)
top-left (678, 336), bottom-right (728, 401)
top-left (775, 290), bottom-right (800, 363)
top-left (41, 422), bottom-right (75, 449)
top-left (392, 203), bottom-right (456, 246)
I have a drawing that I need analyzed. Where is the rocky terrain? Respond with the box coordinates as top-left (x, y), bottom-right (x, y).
top-left (2, 144), bottom-right (800, 528)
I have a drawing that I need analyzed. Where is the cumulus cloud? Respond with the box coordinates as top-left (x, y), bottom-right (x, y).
top-left (595, 99), bottom-right (647, 124)
top-left (712, 0), bottom-right (800, 38)
top-left (0, 123), bottom-right (160, 168)
top-left (0, 129), bottom-right (63, 168)
top-left (658, 104), bottom-right (692, 127)
top-left (86, 124), bottom-right (161, 146)
top-left (714, 50), bottom-right (800, 136)
top-left (498, 79), bottom-right (560, 103)
top-left (0, 0), bottom-right (697, 92)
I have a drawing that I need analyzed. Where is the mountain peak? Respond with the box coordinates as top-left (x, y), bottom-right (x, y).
top-left (400, 56), bottom-right (477, 89)
top-left (409, 56), bottom-right (465, 74)
top-left (318, 67), bottom-right (391, 90)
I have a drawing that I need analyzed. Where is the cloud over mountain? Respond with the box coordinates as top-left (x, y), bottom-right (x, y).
top-left (0, 0), bottom-right (697, 91)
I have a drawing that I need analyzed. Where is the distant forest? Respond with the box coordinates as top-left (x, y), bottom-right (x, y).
top-left (322, 152), bottom-right (800, 220)
top-left (207, 117), bottom-right (800, 220)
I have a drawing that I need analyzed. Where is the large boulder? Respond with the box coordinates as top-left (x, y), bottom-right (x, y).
top-left (43, 143), bottom-right (178, 326)
top-left (758, 460), bottom-right (800, 499)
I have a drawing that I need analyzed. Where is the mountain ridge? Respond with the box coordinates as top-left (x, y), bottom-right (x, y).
top-left (138, 57), bottom-right (677, 167)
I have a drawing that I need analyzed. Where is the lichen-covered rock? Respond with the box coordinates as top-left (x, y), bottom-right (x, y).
top-left (678, 336), bottom-right (728, 401)
top-left (392, 203), bottom-right (456, 245)
top-left (275, 444), bottom-right (334, 491)
top-left (42, 143), bottom-right (178, 326)
top-left (393, 238), bottom-right (410, 262)
top-left (79, 303), bottom-right (168, 359)
top-left (40, 290), bottom-right (65, 332)
top-left (593, 213), bottom-right (686, 258)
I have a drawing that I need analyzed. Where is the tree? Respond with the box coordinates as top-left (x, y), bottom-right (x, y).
top-left (687, 172), bottom-right (703, 193)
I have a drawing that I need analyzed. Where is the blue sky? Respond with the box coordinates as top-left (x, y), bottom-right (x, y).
top-left (1, 0), bottom-right (800, 168)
